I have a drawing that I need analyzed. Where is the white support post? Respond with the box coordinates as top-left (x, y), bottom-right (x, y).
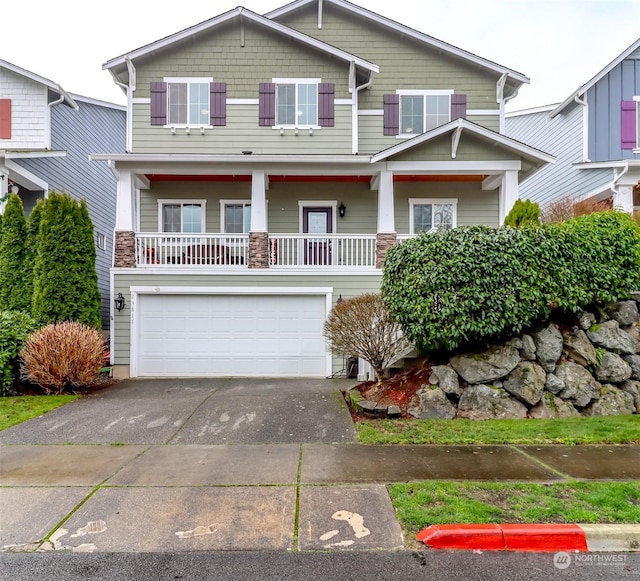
top-left (377, 171), bottom-right (395, 233)
top-left (250, 170), bottom-right (267, 232)
top-left (499, 170), bottom-right (519, 225)
top-left (613, 184), bottom-right (634, 214)
top-left (115, 169), bottom-right (135, 231)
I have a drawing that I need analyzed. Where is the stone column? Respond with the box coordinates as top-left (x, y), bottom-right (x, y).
top-left (376, 233), bottom-right (397, 268)
top-left (114, 231), bottom-right (136, 268)
top-left (249, 232), bottom-right (269, 269)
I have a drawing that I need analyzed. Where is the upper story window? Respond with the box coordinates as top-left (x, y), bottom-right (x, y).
top-left (409, 198), bottom-right (457, 234)
top-left (384, 91), bottom-right (466, 137)
top-left (150, 79), bottom-right (227, 127)
top-left (159, 200), bottom-right (206, 233)
top-left (259, 80), bottom-right (334, 128)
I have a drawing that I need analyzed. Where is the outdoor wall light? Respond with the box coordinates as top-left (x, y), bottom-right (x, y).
top-left (114, 293), bottom-right (126, 312)
top-left (338, 202), bottom-right (346, 218)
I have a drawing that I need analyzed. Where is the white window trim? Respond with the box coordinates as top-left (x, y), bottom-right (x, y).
top-left (408, 198), bottom-right (458, 235)
top-left (219, 199), bottom-right (264, 233)
top-left (158, 199), bottom-right (207, 233)
top-left (96, 232), bottom-right (106, 251)
top-left (272, 77), bottom-right (322, 130)
top-left (397, 90), bottom-right (454, 138)
top-left (298, 200), bottom-right (338, 234)
top-left (163, 77), bottom-right (213, 129)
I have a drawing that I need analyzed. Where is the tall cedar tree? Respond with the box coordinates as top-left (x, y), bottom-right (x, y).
top-left (0, 193), bottom-right (30, 311)
top-left (32, 192), bottom-right (102, 328)
top-left (22, 198), bottom-right (45, 311)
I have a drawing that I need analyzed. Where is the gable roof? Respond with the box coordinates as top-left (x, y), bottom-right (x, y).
top-left (0, 59), bottom-right (78, 110)
top-left (371, 118), bottom-right (555, 179)
top-left (267, 0), bottom-right (529, 96)
top-left (103, 5), bottom-right (378, 84)
top-left (550, 36), bottom-right (640, 118)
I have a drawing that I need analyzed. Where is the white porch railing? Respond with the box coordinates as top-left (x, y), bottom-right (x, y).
top-left (268, 234), bottom-right (377, 268)
top-left (136, 233), bottom-right (249, 266)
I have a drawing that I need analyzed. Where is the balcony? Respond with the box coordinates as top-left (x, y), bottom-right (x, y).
top-left (136, 234), bottom-right (249, 266)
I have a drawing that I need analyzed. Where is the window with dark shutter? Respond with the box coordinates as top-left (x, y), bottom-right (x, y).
top-left (209, 83), bottom-right (227, 126)
top-left (0, 99), bottom-right (11, 139)
top-left (451, 94), bottom-right (467, 120)
top-left (383, 94), bottom-right (400, 136)
top-left (318, 83), bottom-right (335, 127)
top-left (621, 100), bottom-right (637, 150)
top-left (150, 82), bottom-right (168, 126)
top-left (259, 83), bottom-right (276, 126)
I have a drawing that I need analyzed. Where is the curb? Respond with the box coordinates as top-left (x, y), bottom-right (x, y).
top-left (416, 524), bottom-right (640, 552)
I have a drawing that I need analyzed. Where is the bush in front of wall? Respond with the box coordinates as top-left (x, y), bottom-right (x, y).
top-left (0, 310), bottom-right (38, 396)
top-left (31, 192), bottom-right (102, 328)
top-left (382, 211), bottom-right (640, 353)
top-left (0, 193), bottom-right (30, 311)
top-left (504, 199), bottom-right (540, 227)
top-left (20, 321), bottom-right (105, 395)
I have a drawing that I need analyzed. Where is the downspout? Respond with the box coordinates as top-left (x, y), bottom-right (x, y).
top-left (496, 73), bottom-right (520, 133)
top-left (574, 94), bottom-right (590, 162)
top-left (611, 163), bottom-right (629, 201)
top-left (113, 58), bottom-right (136, 152)
top-left (352, 66), bottom-right (374, 155)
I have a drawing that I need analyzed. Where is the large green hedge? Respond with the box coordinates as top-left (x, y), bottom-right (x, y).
top-left (382, 211), bottom-right (640, 353)
top-left (0, 194), bottom-right (30, 311)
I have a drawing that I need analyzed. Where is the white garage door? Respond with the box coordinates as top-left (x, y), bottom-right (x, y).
top-left (137, 294), bottom-right (328, 377)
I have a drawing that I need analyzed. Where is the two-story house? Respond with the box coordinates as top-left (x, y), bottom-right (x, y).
top-left (0, 60), bottom-right (126, 328)
top-left (97, 0), bottom-right (553, 379)
top-left (505, 37), bottom-right (640, 214)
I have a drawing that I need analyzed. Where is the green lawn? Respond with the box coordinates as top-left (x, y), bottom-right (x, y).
top-left (356, 415), bottom-right (640, 445)
top-left (0, 395), bottom-right (79, 431)
top-left (389, 481), bottom-right (640, 541)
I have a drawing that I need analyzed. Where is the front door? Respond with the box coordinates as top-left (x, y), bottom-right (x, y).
top-left (303, 207), bottom-right (332, 265)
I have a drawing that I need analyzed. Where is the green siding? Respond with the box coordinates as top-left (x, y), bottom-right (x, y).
top-left (132, 104), bottom-right (353, 155)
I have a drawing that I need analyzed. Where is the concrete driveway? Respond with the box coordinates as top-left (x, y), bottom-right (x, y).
top-left (0, 378), bottom-right (357, 445)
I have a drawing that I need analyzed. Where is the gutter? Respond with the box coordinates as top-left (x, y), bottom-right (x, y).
top-left (574, 94), bottom-right (590, 162)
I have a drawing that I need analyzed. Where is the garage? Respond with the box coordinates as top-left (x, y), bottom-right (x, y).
top-left (135, 291), bottom-right (330, 377)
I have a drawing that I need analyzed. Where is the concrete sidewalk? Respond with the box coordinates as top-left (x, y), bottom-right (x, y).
top-left (1, 442), bottom-right (639, 553)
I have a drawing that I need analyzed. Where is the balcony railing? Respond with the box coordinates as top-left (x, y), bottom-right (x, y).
top-left (268, 234), bottom-right (377, 268)
top-left (136, 233), bottom-right (249, 266)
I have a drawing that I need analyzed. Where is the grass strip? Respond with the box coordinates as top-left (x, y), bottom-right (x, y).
top-left (388, 481), bottom-right (640, 540)
top-left (0, 395), bottom-right (79, 431)
top-left (356, 415), bottom-right (640, 445)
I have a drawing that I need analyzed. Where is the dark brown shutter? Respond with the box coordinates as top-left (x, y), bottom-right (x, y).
top-left (383, 94), bottom-right (399, 136)
top-left (209, 82), bottom-right (227, 126)
top-left (150, 82), bottom-right (167, 125)
top-left (451, 94), bottom-right (467, 120)
top-left (318, 83), bottom-right (335, 127)
top-left (259, 83), bottom-right (276, 126)
top-left (621, 100), bottom-right (637, 150)
top-left (0, 99), bottom-right (11, 139)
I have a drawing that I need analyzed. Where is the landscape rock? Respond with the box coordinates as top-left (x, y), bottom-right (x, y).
top-left (520, 334), bottom-right (537, 361)
top-left (456, 384), bottom-right (528, 420)
top-left (607, 300), bottom-right (639, 327)
top-left (532, 323), bottom-right (563, 372)
top-left (428, 365), bottom-right (461, 396)
top-left (544, 372), bottom-right (565, 395)
top-left (594, 352), bottom-right (632, 383)
top-left (576, 311), bottom-right (597, 331)
top-left (582, 385), bottom-right (636, 417)
top-left (554, 362), bottom-right (602, 407)
top-left (623, 325), bottom-right (640, 354)
top-left (623, 354), bottom-right (640, 380)
top-left (387, 405), bottom-right (402, 419)
top-left (449, 345), bottom-right (520, 385)
top-left (529, 392), bottom-right (579, 419)
top-left (407, 386), bottom-right (456, 419)
top-left (620, 380), bottom-right (640, 413)
top-left (503, 361), bottom-right (546, 406)
top-left (587, 320), bottom-right (635, 355)
top-left (563, 329), bottom-right (598, 367)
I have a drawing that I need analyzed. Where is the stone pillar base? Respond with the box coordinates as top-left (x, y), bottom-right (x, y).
top-left (249, 232), bottom-right (269, 268)
top-left (376, 233), bottom-right (397, 269)
top-left (114, 231), bottom-right (136, 268)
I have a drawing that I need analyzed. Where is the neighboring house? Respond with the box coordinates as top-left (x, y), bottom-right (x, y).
top-left (505, 37), bottom-right (640, 213)
top-left (0, 60), bottom-right (126, 328)
top-left (97, 0), bottom-right (553, 379)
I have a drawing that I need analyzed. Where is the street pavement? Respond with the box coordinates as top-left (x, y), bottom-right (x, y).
top-left (0, 378), bottom-right (639, 554)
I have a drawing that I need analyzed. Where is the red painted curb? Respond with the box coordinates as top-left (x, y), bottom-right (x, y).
top-left (416, 524), bottom-right (588, 552)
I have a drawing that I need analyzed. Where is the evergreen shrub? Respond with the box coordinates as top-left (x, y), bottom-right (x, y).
top-left (0, 310), bottom-right (37, 396)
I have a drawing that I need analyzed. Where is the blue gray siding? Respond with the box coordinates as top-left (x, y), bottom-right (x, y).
top-left (18, 99), bottom-right (126, 328)
top-left (587, 52), bottom-right (640, 162)
top-left (505, 105), bottom-right (611, 207)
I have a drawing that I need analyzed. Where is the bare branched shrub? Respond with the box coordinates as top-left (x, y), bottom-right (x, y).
top-left (20, 321), bottom-right (105, 394)
top-left (541, 195), bottom-right (612, 224)
top-left (323, 293), bottom-right (408, 384)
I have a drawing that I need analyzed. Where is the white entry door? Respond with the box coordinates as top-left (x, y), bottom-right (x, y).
top-left (136, 293), bottom-right (328, 377)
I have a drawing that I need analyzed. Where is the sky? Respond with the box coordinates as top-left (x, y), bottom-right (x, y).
top-left (3, 0), bottom-right (639, 112)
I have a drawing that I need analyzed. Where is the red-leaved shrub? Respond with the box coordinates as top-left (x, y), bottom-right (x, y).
top-left (20, 321), bottom-right (105, 394)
